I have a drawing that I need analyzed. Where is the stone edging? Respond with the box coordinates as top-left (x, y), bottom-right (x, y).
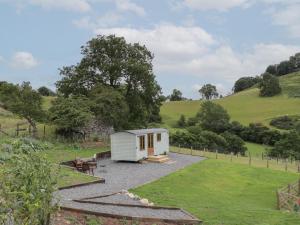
top-left (58, 179), bottom-right (105, 190)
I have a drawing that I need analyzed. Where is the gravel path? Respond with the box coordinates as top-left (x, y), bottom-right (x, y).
top-left (58, 152), bottom-right (203, 200)
top-left (61, 201), bottom-right (196, 220)
top-left (56, 153), bottom-right (204, 222)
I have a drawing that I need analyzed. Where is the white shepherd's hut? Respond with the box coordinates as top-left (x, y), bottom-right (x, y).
top-left (110, 128), bottom-right (169, 162)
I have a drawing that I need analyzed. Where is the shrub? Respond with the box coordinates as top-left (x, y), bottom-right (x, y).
top-left (259, 73), bottom-right (281, 97)
top-left (0, 153), bottom-right (58, 225)
top-left (270, 115), bottom-right (299, 130)
top-left (177, 115), bottom-right (186, 127)
top-left (221, 131), bottom-right (246, 155)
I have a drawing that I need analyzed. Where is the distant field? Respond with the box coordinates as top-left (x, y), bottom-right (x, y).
top-left (132, 159), bottom-right (300, 225)
top-left (161, 72), bottom-right (300, 127)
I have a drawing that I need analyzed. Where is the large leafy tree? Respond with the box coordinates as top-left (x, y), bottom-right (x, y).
top-left (199, 84), bottom-right (218, 100)
top-left (0, 82), bottom-right (45, 137)
top-left (56, 35), bottom-right (162, 128)
top-left (197, 101), bottom-right (230, 133)
top-left (259, 72), bottom-right (281, 97)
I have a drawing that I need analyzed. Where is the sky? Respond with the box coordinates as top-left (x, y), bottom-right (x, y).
top-left (0, 0), bottom-right (300, 99)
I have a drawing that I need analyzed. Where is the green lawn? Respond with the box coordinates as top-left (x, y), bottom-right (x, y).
top-left (246, 142), bottom-right (267, 156)
top-left (161, 72), bottom-right (300, 128)
top-left (132, 159), bottom-right (300, 225)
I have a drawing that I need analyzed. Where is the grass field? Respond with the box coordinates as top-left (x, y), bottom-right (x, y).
top-left (161, 72), bottom-right (300, 127)
top-left (132, 159), bottom-right (300, 225)
top-left (245, 142), bottom-right (267, 156)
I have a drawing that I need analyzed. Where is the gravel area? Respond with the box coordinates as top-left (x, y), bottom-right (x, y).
top-left (56, 153), bottom-right (204, 222)
top-left (61, 200), bottom-right (196, 220)
top-left (57, 152), bottom-right (203, 200)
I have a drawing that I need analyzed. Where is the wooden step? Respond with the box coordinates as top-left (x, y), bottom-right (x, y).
top-left (147, 155), bottom-right (169, 163)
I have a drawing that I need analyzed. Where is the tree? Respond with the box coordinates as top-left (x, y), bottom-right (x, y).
top-left (197, 101), bottom-right (230, 133)
top-left (270, 131), bottom-right (300, 159)
top-left (277, 61), bottom-right (293, 76)
top-left (49, 96), bottom-right (92, 133)
top-left (259, 72), bottom-right (281, 97)
top-left (199, 84), bottom-right (218, 100)
top-left (233, 76), bottom-right (260, 93)
top-left (37, 86), bottom-right (56, 96)
top-left (169, 89), bottom-right (183, 101)
top-left (177, 115), bottom-right (186, 127)
top-left (56, 35), bottom-right (162, 128)
top-left (89, 86), bottom-right (129, 130)
top-left (266, 65), bottom-right (277, 75)
top-left (0, 82), bottom-right (45, 137)
top-left (221, 131), bottom-right (246, 155)
top-left (0, 153), bottom-right (57, 225)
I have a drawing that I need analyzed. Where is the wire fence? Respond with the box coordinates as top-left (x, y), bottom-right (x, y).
top-left (170, 145), bottom-right (300, 173)
top-left (277, 179), bottom-right (300, 212)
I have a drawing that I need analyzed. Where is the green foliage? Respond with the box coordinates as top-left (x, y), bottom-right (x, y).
top-left (265, 52), bottom-right (300, 76)
top-left (197, 101), bottom-right (230, 133)
top-left (0, 82), bottom-right (45, 137)
top-left (221, 131), bottom-right (246, 155)
top-left (270, 115), bottom-right (299, 130)
top-left (198, 84), bottom-right (218, 100)
top-left (0, 153), bottom-right (57, 225)
top-left (169, 89), bottom-right (184, 101)
top-left (177, 114), bottom-right (186, 127)
top-left (233, 76), bottom-right (260, 93)
top-left (89, 86), bottom-right (129, 130)
top-left (259, 73), bottom-right (282, 97)
top-left (56, 35), bottom-right (162, 127)
top-left (270, 131), bottom-right (300, 159)
top-left (49, 96), bottom-right (93, 130)
top-left (37, 86), bottom-right (56, 96)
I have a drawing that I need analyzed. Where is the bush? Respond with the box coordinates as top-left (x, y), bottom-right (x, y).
top-left (270, 115), bottom-right (298, 130)
top-left (0, 153), bottom-right (58, 224)
top-left (269, 131), bottom-right (300, 159)
top-left (233, 76), bottom-right (260, 93)
top-left (221, 131), bottom-right (246, 155)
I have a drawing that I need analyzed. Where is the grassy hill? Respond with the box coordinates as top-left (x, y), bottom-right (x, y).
top-left (161, 71), bottom-right (300, 127)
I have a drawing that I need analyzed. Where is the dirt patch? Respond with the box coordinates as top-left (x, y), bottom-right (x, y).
top-left (52, 210), bottom-right (182, 225)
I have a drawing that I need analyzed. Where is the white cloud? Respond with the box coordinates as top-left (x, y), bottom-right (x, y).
top-left (73, 12), bottom-right (122, 29)
top-left (94, 24), bottom-right (300, 88)
top-left (267, 3), bottom-right (300, 37)
top-left (11, 52), bottom-right (38, 69)
top-left (115, 0), bottom-right (146, 16)
top-left (179, 0), bottom-right (251, 11)
top-left (1, 0), bottom-right (91, 12)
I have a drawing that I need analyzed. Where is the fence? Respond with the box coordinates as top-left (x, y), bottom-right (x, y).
top-left (277, 179), bottom-right (300, 212)
top-left (170, 145), bottom-right (300, 173)
top-left (0, 122), bottom-right (48, 138)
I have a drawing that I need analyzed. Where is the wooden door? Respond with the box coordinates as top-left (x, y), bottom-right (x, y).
top-left (147, 133), bottom-right (154, 156)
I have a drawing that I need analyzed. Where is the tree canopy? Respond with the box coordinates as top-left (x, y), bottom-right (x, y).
top-left (0, 82), bottom-right (45, 137)
top-left (197, 101), bottom-right (230, 133)
top-left (198, 84), bottom-right (218, 100)
top-left (259, 72), bottom-right (281, 97)
top-left (232, 76), bottom-right (260, 93)
top-left (169, 89), bottom-right (184, 101)
top-left (56, 35), bottom-right (162, 128)
top-left (37, 86), bottom-right (56, 96)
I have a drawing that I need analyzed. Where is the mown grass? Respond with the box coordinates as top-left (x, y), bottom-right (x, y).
top-left (161, 72), bottom-right (300, 127)
top-left (132, 158), bottom-right (300, 225)
top-left (245, 142), bottom-right (267, 156)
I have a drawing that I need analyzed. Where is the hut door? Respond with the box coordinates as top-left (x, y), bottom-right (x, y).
top-left (147, 133), bottom-right (154, 156)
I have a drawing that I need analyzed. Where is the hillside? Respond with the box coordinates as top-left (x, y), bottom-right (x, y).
top-left (161, 71), bottom-right (300, 127)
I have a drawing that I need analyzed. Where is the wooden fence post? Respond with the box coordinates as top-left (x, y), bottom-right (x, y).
top-left (16, 123), bottom-right (19, 136)
top-left (191, 146), bottom-right (193, 156)
top-left (285, 160), bottom-right (288, 172)
top-left (43, 125), bottom-right (46, 138)
top-left (267, 158), bottom-right (269, 168)
top-left (215, 150), bottom-right (218, 159)
top-left (249, 152), bottom-right (252, 166)
top-left (262, 153), bottom-right (264, 160)
top-left (230, 152), bottom-right (233, 162)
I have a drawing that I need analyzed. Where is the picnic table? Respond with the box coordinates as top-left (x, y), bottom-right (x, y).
top-left (73, 158), bottom-right (97, 176)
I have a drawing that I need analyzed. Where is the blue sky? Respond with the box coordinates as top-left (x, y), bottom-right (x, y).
top-left (0, 0), bottom-right (300, 99)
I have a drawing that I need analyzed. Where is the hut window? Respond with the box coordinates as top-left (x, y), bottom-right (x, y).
top-left (157, 133), bottom-right (161, 142)
top-left (139, 136), bottom-right (145, 150)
